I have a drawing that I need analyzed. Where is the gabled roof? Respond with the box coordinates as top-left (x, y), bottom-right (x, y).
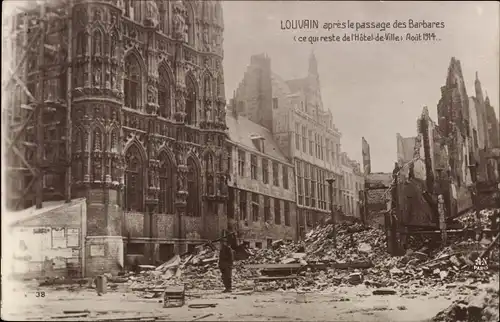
top-left (226, 114), bottom-right (288, 163)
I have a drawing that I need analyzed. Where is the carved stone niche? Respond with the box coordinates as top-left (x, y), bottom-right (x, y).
top-left (144, 0), bottom-right (160, 29)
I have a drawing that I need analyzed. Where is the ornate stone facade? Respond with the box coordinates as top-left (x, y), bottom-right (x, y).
top-left (67, 0), bottom-right (227, 273)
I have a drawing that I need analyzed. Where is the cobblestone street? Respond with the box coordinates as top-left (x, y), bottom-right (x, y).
top-left (4, 280), bottom-right (491, 322)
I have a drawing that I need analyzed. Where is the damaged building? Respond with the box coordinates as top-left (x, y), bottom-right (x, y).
top-left (231, 52), bottom-right (363, 239)
top-left (364, 57), bottom-right (499, 243)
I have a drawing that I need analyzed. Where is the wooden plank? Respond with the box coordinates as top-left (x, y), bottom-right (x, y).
top-left (254, 276), bottom-right (298, 281)
top-left (245, 263), bottom-right (303, 269)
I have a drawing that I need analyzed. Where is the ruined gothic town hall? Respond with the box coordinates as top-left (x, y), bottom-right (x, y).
top-left (10, 0), bottom-right (229, 274)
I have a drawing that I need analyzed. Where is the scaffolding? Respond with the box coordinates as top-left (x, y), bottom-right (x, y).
top-left (4, 0), bottom-right (72, 210)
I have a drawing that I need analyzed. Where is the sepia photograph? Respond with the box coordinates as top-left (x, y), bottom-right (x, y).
top-left (1, 0), bottom-right (499, 321)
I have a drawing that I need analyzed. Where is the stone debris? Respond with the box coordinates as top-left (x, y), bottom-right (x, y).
top-left (112, 212), bottom-right (498, 296)
top-left (456, 209), bottom-right (497, 229)
top-left (432, 278), bottom-right (499, 322)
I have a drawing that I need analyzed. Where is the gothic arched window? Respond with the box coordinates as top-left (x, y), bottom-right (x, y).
top-left (158, 68), bottom-right (171, 118)
top-left (185, 75), bottom-right (196, 125)
top-left (187, 157), bottom-right (200, 217)
top-left (124, 55), bottom-right (142, 110)
top-left (124, 145), bottom-right (143, 212)
top-left (159, 152), bottom-right (175, 214)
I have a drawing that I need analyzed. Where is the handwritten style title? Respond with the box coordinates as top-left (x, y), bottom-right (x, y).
top-left (280, 19), bottom-right (445, 32)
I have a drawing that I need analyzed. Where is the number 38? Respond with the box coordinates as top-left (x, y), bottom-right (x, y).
top-left (36, 291), bottom-right (46, 297)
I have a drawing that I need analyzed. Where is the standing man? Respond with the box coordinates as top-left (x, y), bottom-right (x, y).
top-left (218, 236), bottom-right (234, 293)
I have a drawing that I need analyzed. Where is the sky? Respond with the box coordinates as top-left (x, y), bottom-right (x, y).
top-left (222, 1), bottom-right (499, 173)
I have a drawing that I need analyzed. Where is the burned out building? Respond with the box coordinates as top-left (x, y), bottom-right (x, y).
top-left (5, 0), bottom-right (229, 276)
top-left (395, 58), bottom-right (497, 229)
top-left (231, 52), bottom-right (352, 239)
top-left (339, 152), bottom-right (364, 218)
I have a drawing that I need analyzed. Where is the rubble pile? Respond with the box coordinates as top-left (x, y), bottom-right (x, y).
top-left (456, 209), bottom-right (496, 229)
top-left (432, 278), bottom-right (499, 322)
top-left (244, 222), bottom-right (389, 266)
top-left (116, 213), bottom-right (498, 294)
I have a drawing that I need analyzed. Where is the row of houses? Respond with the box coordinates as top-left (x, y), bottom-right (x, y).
top-left (225, 52), bottom-right (364, 249)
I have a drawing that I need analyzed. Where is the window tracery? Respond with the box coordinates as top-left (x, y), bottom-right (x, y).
top-left (158, 69), bottom-right (171, 118)
top-left (159, 152), bottom-right (174, 214)
top-left (187, 157), bottom-right (200, 216)
top-left (124, 145), bottom-right (143, 212)
top-left (185, 76), bottom-right (196, 125)
top-left (124, 55), bottom-right (142, 110)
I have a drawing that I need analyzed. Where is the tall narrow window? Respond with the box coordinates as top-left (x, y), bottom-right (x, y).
top-left (297, 161), bottom-right (304, 205)
top-left (252, 193), bottom-right (259, 222)
top-left (311, 167), bottom-right (317, 208)
top-left (274, 199), bottom-right (281, 225)
top-left (124, 145), bottom-right (143, 212)
top-left (158, 68), bottom-right (171, 118)
top-left (309, 130), bottom-right (313, 155)
top-left (264, 197), bottom-right (271, 222)
top-left (272, 162), bottom-right (279, 186)
top-left (185, 75), bottom-right (196, 125)
top-left (238, 150), bottom-right (245, 176)
top-left (283, 166), bottom-right (289, 190)
top-left (124, 55), bottom-right (141, 110)
top-left (284, 201), bottom-right (290, 226)
top-left (326, 139), bottom-right (330, 163)
top-left (159, 152), bottom-right (174, 214)
top-left (187, 157), bottom-right (200, 217)
top-left (262, 159), bottom-right (269, 184)
top-left (227, 147), bottom-right (232, 174)
top-left (304, 163), bottom-right (310, 207)
top-left (251, 155), bottom-right (257, 180)
top-left (302, 126), bottom-right (307, 153)
top-left (239, 190), bottom-right (247, 220)
top-left (295, 122), bottom-right (300, 150)
top-left (331, 142), bottom-right (335, 165)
